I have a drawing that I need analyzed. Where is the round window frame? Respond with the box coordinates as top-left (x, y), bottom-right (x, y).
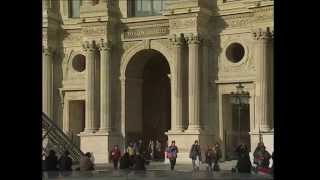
top-left (71, 54), bottom-right (86, 73)
top-left (223, 40), bottom-right (249, 66)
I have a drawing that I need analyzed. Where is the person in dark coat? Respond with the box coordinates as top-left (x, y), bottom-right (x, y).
top-left (213, 143), bottom-right (222, 171)
top-left (110, 145), bottom-right (122, 170)
top-left (59, 150), bottom-right (73, 176)
top-left (235, 144), bottom-right (252, 173)
top-left (205, 145), bottom-right (215, 172)
top-left (80, 152), bottom-right (94, 171)
top-left (189, 140), bottom-right (202, 171)
top-left (166, 140), bottom-right (179, 170)
top-left (134, 152), bottom-right (146, 170)
top-left (119, 152), bottom-right (130, 169)
top-left (45, 150), bottom-right (59, 178)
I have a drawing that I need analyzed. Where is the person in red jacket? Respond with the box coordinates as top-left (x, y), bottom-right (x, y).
top-left (110, 145), bottom-right (121, 169)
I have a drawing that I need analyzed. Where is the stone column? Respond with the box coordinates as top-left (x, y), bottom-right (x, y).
top-left (120, 77), bottom-right (126, 143)
top-left (186, 34), bottom-right (201, 130)
top-left (42, 47), bottom-right (53, 119)
top-left (83, 41), bottom-right (97, 133)
top-left (99, 39), bottom-right (112, 132)
top-left (253, 28), bottom-right (273, 131)
top-left (169, 35), bottom-right (184, 132)
top-left (201, 39), bottom-right (210, 129)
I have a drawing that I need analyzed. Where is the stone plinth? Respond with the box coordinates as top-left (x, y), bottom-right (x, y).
top-left (79, 132), bottom-right (122, 163)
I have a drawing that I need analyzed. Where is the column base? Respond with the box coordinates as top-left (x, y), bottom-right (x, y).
top-left (83, 129), bottom-right (96, 133)
top-left (79, 132), bottom-right (122, 163)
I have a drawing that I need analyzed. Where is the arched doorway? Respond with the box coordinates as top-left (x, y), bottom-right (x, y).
top-left (124, 49), bottom-right (171, 157)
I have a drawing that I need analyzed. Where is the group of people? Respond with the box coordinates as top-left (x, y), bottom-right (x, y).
top-left (109, 140), bottom-right (152, 171)
top-left (233, 142), bottom-right (273, 175)
top-left (44, 140), bottom-right (274, 176)
top-left (165, 140), bottom-right (222, 172)
top-left (43, 150), bottom-right (73, 178)
top-left (43, 149), bottom-right (97, 178)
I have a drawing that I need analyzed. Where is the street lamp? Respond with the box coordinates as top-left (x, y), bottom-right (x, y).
top-left (230, 83), bottom-right (250, 147)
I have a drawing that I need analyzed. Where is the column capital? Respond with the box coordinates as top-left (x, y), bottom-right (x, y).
top-left (202, 38), bottom-right (212, 47)
top-left (186, 33), bottom-right (201, 45)
top-left (42, 46), bottom-right (52, 56)
top-left (82, 41), bottom-right (97, 51)
top-left (169, 34), bottom-right (184, 47)
top-left (99, 39), bottom-right (112, 51)
top-left (252, 27), bottom-right (273, 41)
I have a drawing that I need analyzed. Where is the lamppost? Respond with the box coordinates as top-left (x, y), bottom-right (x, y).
top-left (230, 83), bottom-right (250, 147)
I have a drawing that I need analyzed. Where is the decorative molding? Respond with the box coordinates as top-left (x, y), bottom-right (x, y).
top-left (252, 27), bottom-right (273, 40)
top-left (143, 39), bottom-right (151, 49)
top-left (169, 34), bottom-right (183, 47)
top-left (169, 18), bottom-right (197, 30)
top-left (82, 25), bottom-right (106, 37)
top-left (99, 39), bottom-right (112, 51)
top-left (123, 26), bottom-right (169, 40)
top-left (82, 41), bottom-right (97, 51)
top-left (214, 6), bottom-right (273, 29)
top-left (186, 33), bottom-right (201, 44)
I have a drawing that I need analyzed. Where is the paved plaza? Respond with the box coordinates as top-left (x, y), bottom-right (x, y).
top-left (43, 161), bottom-right (274, 180)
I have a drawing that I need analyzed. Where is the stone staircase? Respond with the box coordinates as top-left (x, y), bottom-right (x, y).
top-left (42, 113), bottom-right (84, 162)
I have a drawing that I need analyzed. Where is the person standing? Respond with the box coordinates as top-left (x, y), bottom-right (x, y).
top-left (110, 145), bottom-right (122, 170)
top-left (213, 143), bottom-right (222, 171)
top-left (155, 140), bottom-right (161, 159)
top-left (127, 142), bottom-right (135, 167)
top-left (166, 140), bottom-right (179, 170)
top-left (235, 144), bottom-right (252, 173)
top-left (58, 150), bottom-right (73, 176)
top-left (205, 145), bottom-right (215, 172)
top-left (148, 140), bottom-right (154, 160)
top-left (189, 140), bottom-right (202, 172)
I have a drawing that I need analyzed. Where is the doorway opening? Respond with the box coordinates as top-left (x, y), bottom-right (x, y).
top-left (125, 49), bottom-right (171, 160)
top-left (223, 95), bottom-right (250, 160)
top-left (68, 100), bottom-right (85, 148)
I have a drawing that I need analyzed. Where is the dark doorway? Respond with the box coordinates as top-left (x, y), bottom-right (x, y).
top-left (142, 55), bottom-right (171, 143)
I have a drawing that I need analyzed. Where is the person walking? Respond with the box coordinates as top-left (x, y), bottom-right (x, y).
top-left (127, 142), bottom-right (135, 167)
top-left (110, 145), bottom-right (122, 170)
top-left (213, 143), bottom-right (222, 171)
top-left (148, 140), bottom-right (155, 160)
top-left (205, 145), bottom-right (215, 172)
top-left (166, 140), bottom-right (179, 170)
top-left (155, 140), bottom-right (161, 160)
top-left (58, 150), bottom-right (73, 176)
top-left (189, 140), bottom-right (202, 172)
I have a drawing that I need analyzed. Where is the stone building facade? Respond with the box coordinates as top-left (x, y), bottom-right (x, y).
top-left (42, 0), bottom-right (274, 163)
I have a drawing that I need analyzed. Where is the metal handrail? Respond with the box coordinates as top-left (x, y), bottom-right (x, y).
top-left (42, 113), bottom-right (84, 161)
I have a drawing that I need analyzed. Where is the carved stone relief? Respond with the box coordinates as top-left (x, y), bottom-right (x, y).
top-left (82, 25), bottom-right (106, 37)
top-left (169, 18), bottom-right (197, 30)
top-left (123, 26), bottom-right (169, 40)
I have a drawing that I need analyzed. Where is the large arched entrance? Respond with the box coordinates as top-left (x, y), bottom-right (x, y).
top-left (124, 49), bottom-right (171, 155)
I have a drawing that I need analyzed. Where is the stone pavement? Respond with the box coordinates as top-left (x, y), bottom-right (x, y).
top-left (43, 161), bottom-right (274, 180)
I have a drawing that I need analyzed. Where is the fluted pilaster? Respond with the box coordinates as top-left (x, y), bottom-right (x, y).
top-left (253, 28), bottom-right (273, 131)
